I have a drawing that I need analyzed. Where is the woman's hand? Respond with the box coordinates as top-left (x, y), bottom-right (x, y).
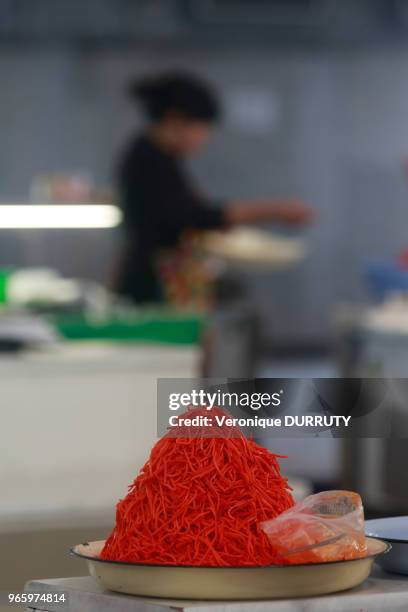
top-left (226, 199), bottom-right (315, 226)
top-left (266, 200), bottom-right (315, 226)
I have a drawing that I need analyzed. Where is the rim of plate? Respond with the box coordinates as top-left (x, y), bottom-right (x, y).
top-left (71, 536), bottom-right (390, 570)
top-left (366, 533), bottom-right (408, 545)
top-left (366, 517), bottom-right (408, 544)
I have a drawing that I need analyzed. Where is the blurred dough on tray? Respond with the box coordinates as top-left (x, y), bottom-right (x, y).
top-left (203, 228), bottom-right (307, 267)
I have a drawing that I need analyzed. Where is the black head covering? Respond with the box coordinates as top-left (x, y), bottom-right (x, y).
top-left (129, 71), bottom-right (220, 122)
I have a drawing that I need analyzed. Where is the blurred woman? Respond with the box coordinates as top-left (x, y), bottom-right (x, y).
top-left (115, 71), bottom-right (312, 305)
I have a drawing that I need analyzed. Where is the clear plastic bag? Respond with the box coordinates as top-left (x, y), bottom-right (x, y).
top-left (261, 491), bottom-right (367, 564)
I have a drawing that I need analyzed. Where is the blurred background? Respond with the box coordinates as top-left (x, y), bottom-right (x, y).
top-left (3, 0), bottom-right (408, 606)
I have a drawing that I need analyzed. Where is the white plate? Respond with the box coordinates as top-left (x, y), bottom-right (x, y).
top-left (202, 229), bottom-right (307, 268)
top-left (366, 517), bottom-right (408, 575)
top-left (72, 537), bottom-right (389, 600)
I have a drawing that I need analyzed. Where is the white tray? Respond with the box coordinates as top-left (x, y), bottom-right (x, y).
top-left (72, 537), bottom-right (389, 600)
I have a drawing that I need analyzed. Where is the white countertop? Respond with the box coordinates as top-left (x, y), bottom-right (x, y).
top-left (0, 341), bottom-right (199, 533)
top-left (25, 567), bottom-right (408, 612)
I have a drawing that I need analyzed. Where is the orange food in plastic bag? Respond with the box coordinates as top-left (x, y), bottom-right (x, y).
top-left (261, 490), bottom-right (367, 564)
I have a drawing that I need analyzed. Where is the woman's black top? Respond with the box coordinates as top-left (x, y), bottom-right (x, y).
top-left (116, 134), bottom-right (226, 303)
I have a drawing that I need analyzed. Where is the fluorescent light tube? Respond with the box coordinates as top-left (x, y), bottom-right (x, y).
top-left (0, 204), bottom-right (122, 229)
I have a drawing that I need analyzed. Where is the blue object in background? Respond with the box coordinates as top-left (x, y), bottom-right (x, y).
top-left (364, 260), bottom-right (408, 301)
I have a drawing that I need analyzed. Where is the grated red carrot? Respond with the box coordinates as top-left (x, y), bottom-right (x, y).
top-left (101, 406), bottom-right (294, 566)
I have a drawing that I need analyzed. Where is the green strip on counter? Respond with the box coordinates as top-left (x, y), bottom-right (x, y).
top-left (52, 312), bottom-right (206, 345)
top-left (0, 269), bottom-right (12, 304)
